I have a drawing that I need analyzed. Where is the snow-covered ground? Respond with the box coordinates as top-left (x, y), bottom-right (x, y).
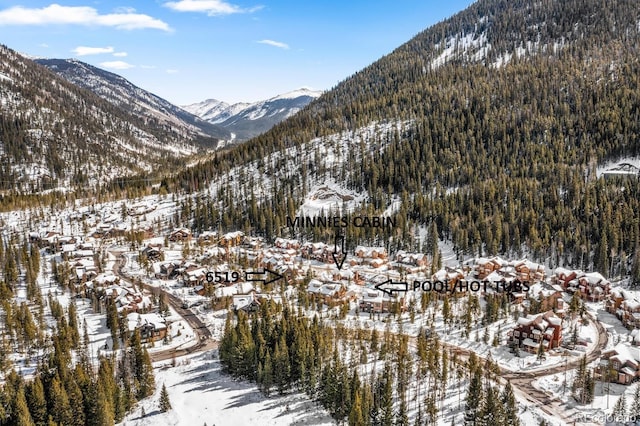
top-left (119, 351), bottom-right (334, 426)
top-left (595, 156), bottom-right (640, 178)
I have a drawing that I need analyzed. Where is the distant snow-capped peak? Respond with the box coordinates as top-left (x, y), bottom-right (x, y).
top-left (181, 88), bottom-right (323, 140)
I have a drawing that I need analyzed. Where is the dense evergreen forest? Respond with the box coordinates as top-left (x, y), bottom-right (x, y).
top-left (218, 297), bottom-right (521, 425)
top-left (0, 45), bottom-right (216, 193)
top-left (0, 235), bottom-right (156, 425)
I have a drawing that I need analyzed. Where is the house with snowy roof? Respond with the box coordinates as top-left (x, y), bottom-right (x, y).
top-left (274, 238), bottom-right (301, 250)
top-left (127, 312), bottom-right (167, 343)
top-left (219, 231), bottom-right (244, 247)
top-left (577, 272), bottom-right (611, 302)
top-left (556, 268), bottom-right (610, 301)
top-left (597, 343), bottom-right (640, 384)
top-left (197, 230), bottom-right (218, 245)
top-left (103, 284), bottom-right (146, 313)
top-left (395, 250), bottom-right (428, 268)
top-left (431, 267), bottom-right (466, 293)
top-left (354, 246), bottom-right (388, 268)
top-left (511, 259), bottom-right (545, 282)
top-left (301, 242), bottom-right (333, 263)
top-left (358, 288), bottom-right (402, 314)
top-left (306, 279), bottom-right (350, 305)
top-left (141, 244), bottom-right (163, 261)
top-left (607, 288), bottom-right (640, 329)
top-left (155, 260), bottom-right (182, 280)
top-left (630, 329), bottom-right (640, 346)
top-left (474, 256), bottom-right (507, 279)
top-left (87, 272), bottom-right (119, 291)
top-left (507, 310), bottom-right (563, 353)
top-left (552, 267), bottom-right (579, 286)
top-left (527, 282), bottom-right (565, 316)
top-left (182, 265), bottom-right (208, 287)
top-left (169, 228), bottom-right (191, 242)
top-left (232, 292), bottom-right (261, 313)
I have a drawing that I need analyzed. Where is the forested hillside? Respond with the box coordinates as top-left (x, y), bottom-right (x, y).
top-left (158, 0), bottom-right (640, 275)
top-left (36, 59), bottom-right (230, 142)
top-left (0, 46), bottom-right (219, 193)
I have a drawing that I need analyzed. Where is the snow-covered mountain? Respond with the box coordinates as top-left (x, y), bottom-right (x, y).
top-left (36, 58), bottom-right (231, 143)
top-left (183, 88), bottom-right (322, 141)
top-left (0, 45), bottom-right (221, 192)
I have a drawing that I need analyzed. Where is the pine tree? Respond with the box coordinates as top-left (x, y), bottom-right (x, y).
top-left (582, 370), bottom-right (595, 404)
top-left (613, 394), bottom-right (627, 420)
top-left (501, 381), bottom-right (519, 426)
top-left (348, 390), bottom-right (365, 426)
top-left (536, 341), bottom-right (546, 361)
top-left (572, 355), bottom-right (587, 395)
top-left (131, 330), bottom-right (155, 399)
top-left (465, 366), bottom-right (483, 425)
top-left (596, 232), bottom-right (609, 277)
top-left (479, 384), bottom-right (503, 426)
top-left (159, 383), bottom-right (172, 412)
top-left (631, 385), bottom-right (640, 419)
top-left (14, 387), bottom-right (35, 426)
top-left (397, 397), bottom-right (409, 426)
top-left (424, 395), bottom-right (438, 425)
top-left (273, 337), bottom-right (290, 394)
top-left (67, 302), bottom-right (80, 348)
top-left (632, 249), bottom-right (640, 288)
top-left (26, 376), bottom-right (48, 426)
top-left (261, 351), bottom-right (274, 396)
top-left (85, 380), bottom-right (115, 426)
top-left (65, 376), bottom-right (85, 426)
top-left (48, 376), bottom-right (72, 426)
top-left (379, 363), bottom-right (394, 426)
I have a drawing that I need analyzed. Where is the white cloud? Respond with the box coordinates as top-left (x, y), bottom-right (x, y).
top-left (140, 65), bottom-right (156, 69)
top-left (0, 4), bottom-right (171, 31)
top-left (99, 61), bottom-right (134, 70)
top-left (72, 46), bottom-right (114, 56)
top-left (113, 52), bottom-right (128, 57)
top-left (257, 39), bottom-right (289, 49)
top-left (113, 7), bottom-right (136, 14)
top-left (166, 69), bottom-right (179, 74)
top-left (164, 0), bottom-right (262, 16)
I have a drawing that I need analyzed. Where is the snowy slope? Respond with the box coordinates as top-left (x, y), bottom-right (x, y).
top-left (119, 352), bottom-right (334, 426)
top-left (0, 45), bottom-right (209, 192)
top-left (36, 58), bottom-right (230, 144)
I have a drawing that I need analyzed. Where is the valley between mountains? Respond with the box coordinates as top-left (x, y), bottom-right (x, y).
top-left (2, 0), bottom-right (640, 425)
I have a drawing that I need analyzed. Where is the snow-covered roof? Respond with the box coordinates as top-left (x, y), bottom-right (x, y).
top-left (607, 343), bottom-right (640, 367)
top-left (307, 279), bottom-right (323, 293)
top-left (546, 316), bottom-right (561, 326)
top-left (127, 312), bottom-right (166, 331)
top-left (233, 293), bottom-right (255, 311)
top-left (581, 271), bottom-right (607, 285)
top-left (554, 267), bottom-right (575, 277)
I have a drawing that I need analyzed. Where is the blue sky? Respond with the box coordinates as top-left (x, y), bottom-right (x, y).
top-left (0, 0), bottom-right (473, 104)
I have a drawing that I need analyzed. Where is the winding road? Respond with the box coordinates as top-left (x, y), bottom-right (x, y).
top-left (432, 314), bottom-right (608, 425)
top-left (109, 248), bottom-right (217, 363)
top-left (110, 246), bottom-right (609, 423)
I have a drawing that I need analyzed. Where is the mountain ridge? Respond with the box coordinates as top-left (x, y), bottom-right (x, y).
top-left (35, 58), bottom-right (231, 143)
top-left (183, 88), bottom-right (322, 141)
top-left (0, 44), bottom-right (215, 193)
